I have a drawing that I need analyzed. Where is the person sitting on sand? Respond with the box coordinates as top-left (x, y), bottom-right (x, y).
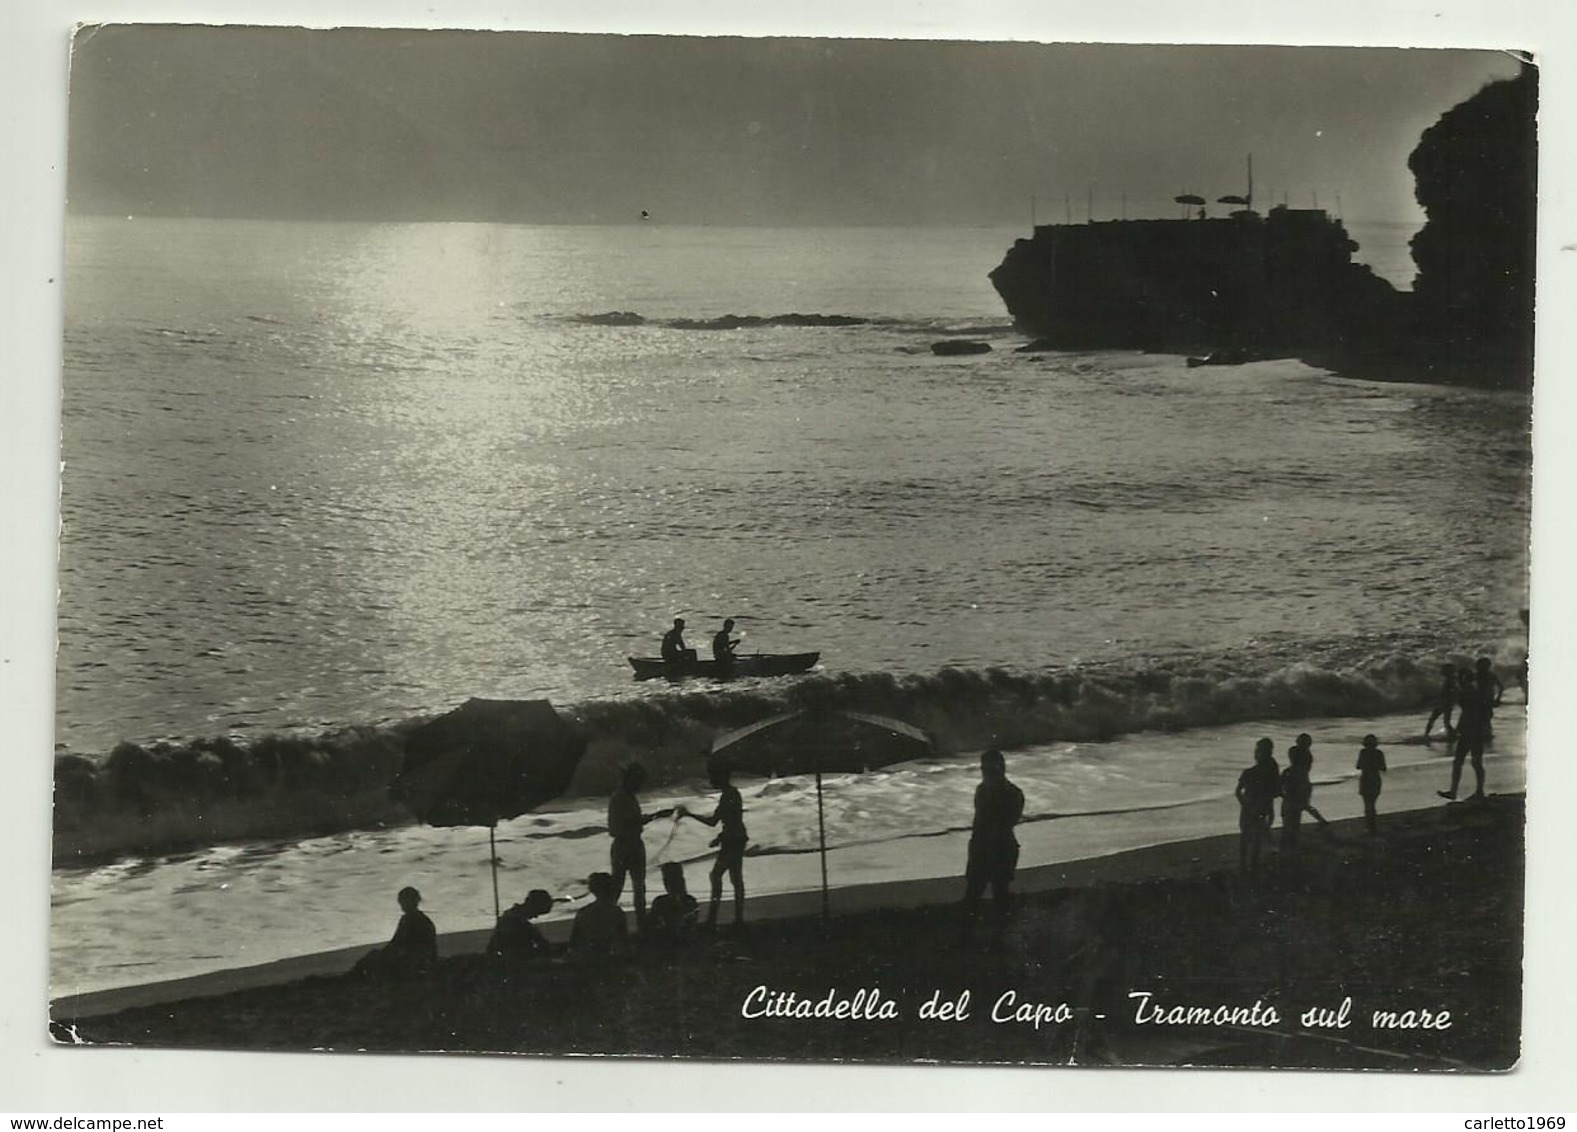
top-left (1236, 739), bottom-right (1280, 878)
top-left (571, 872), bottom-right (628, 956)
top-left (1357, 734), bottom-right (1387, 835)
top-left (353, 885), bottom-right (438, 979)
top-left (608, 763), bottom-right (665, 929)
top-left (680, 757), bottom-right (750, 930)
top-left (711, 618), bottom-right (740, 667)
top-left (1424, 665), bottom-right (1459, 741)
top-left (487, 888), bottom-right (554, 961)
top-left (661, 617), bottom-right (697, 665)
top-left (959, 748), bottom-right (1026, 941)
top-left (1441, 658), bottom-right (1500, 802)
top-left (647, 862), bottom-right (700, 941)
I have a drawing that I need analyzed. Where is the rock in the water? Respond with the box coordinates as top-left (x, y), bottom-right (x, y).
top-left (931, 340), bottom-right (992, 356)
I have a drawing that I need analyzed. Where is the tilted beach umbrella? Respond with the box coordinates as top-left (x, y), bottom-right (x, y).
top-left (394, 698), bottom-right (587, 920)
top-left (708, 709), bottom-right (934, 919)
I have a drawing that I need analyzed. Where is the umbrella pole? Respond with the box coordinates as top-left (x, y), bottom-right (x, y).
top-left (490, 824), bottom-right (501, 923)
top-left (816, 771), bottom-right (829, 921)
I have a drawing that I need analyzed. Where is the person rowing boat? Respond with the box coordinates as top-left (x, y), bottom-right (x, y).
top-left (712, 618), bottom-right (740, 668)
top-left (661, 617), bottom-right (697, 665)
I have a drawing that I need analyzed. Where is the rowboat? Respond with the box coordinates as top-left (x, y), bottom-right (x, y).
top-left (626, 652), bottom-right (821, 681)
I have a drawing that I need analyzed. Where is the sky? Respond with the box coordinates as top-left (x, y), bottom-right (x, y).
top-left (65, 27), bottom-right (1525, 226)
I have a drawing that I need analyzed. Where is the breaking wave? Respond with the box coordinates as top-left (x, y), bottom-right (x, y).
top-left (52, 640), bottom-right (1517, 866)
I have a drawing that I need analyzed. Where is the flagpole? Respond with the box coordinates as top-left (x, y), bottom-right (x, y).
top-left (490, 823), bottom-right (501, 922)
top-left (816, 772), bottom-right (829, 921)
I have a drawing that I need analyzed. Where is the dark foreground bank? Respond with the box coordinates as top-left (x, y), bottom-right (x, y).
top-left (55, 795), bottom-right (1523, 1070)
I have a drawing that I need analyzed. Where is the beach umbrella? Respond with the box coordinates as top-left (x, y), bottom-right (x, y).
top-left (708, 709), bottom-right (934, 919)
top-left (394, 698), bottom-right (587, 920)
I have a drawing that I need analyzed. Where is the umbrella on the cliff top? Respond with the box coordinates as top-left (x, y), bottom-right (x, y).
top-left (708, 709), bottom-right (934, 919)
top-left (395, 698), bottom-right (586, 921)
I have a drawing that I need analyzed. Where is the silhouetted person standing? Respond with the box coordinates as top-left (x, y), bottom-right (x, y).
top-left (1236, 738), bottom-right (1280, 877)
top-left (1441, 658), bottom-right (1498, 802)
top-left (960, 748), bottom-right (1026, 941)
top-left (1357, 734), bottom-right (1387, 835)
top-left (353, 885), bottom-right (438, 978)
top-left (1425, 665), bottom-right (1459, 741)
top-left (1518, 608), bottom-right (1530, 704)
top-left (661, 617), bottom-right (697, 665)
top-left (1279, 745), bottom-right (1312, 860)
top-left (681, 757), bottom-right (749, 929)
top-left (609, 764), bottom-right (662, 928)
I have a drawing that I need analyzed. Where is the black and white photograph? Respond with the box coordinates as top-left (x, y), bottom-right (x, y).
top-left (27, 9), bottom-right (1559, 1090)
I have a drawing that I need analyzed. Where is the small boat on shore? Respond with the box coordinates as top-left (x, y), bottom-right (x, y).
top-left (627, 652), bottom-right (821, 681)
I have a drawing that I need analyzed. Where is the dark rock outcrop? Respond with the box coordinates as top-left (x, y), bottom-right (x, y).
top-left (1407, 65), bottom-right (1537, 387)
top-left (931, 340), bottom-right (993, 356)
top-left (988, 65), bottom-right (1537, 390)
top-left (990, 209), bottom-right (1399, 356)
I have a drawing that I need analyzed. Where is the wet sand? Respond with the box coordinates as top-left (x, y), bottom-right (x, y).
top-left (54, 793), bottom-right (1524, 1070)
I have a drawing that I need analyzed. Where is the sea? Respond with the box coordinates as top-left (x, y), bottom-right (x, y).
top-left (51, 216), bottom-right (1532, 997)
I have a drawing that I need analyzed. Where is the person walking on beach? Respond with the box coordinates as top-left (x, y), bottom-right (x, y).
top-left (1518, 608), bottom-right (1531, 705)
top-left (680, 757), bottom-right (749, 930)
top-left (661, 617), bottom-right (697, 665)
top-left (353, 885), bottom-right (438, 979)
top-left (1236, 738), bottom-right (1280, 878)
top-left (1440, 658), bottom-right (1499, 802)
top-left (959, 748), bottom-right (1026, 941)
top-left (1424, 665), bottom-right (1459, 741)
top-left (1279, 746), bottom-right (1312, 861)
top-left (1357, 734), bottom-right (1387, 835)
top-left (608, 764), bottom-right (663, 928)
top-left (1288, 734), bottom-right (1330, 827)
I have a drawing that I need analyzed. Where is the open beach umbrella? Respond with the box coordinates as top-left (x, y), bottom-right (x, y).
top-left (708, 709), bottom-right (934, 919)
top-left (394, 698), bottom-right (587, 920)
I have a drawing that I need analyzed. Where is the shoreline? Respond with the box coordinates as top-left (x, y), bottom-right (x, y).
top-left (50, 824), bottom-right (1251, 1020)
top-left (56, 794), bottom-right (1526, 1070)
top-left (50, 726), bottom-right (1526, 1013)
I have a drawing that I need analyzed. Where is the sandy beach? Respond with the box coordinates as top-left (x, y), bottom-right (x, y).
top-left (55, 792), bottom-right (1524, 1070)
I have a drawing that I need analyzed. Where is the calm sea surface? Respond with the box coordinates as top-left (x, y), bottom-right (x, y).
top-left (58, 217), bottom-right (1525, 754)
top-left (52, 216), bottom-right (1533, 995)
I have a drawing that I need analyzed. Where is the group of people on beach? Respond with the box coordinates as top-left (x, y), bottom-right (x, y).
top-left (1424, 654), bottom-right (1515, 803)
top-left (1231, 651), bottom-right (1519, 879)
top-left (1234, 732), bottom-right (1386, 878)
top-left (355, 646), bottom-right (1522, 973)
top-left (355, 745), bottom-right (1030, 975)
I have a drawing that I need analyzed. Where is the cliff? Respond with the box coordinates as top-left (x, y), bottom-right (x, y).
top-left (990, 209), bottom-right (1397, 354)
top-left (989, 66), bottom-right (1538, 390)
top-left (1406, 65), bottom-right (1537, 388)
